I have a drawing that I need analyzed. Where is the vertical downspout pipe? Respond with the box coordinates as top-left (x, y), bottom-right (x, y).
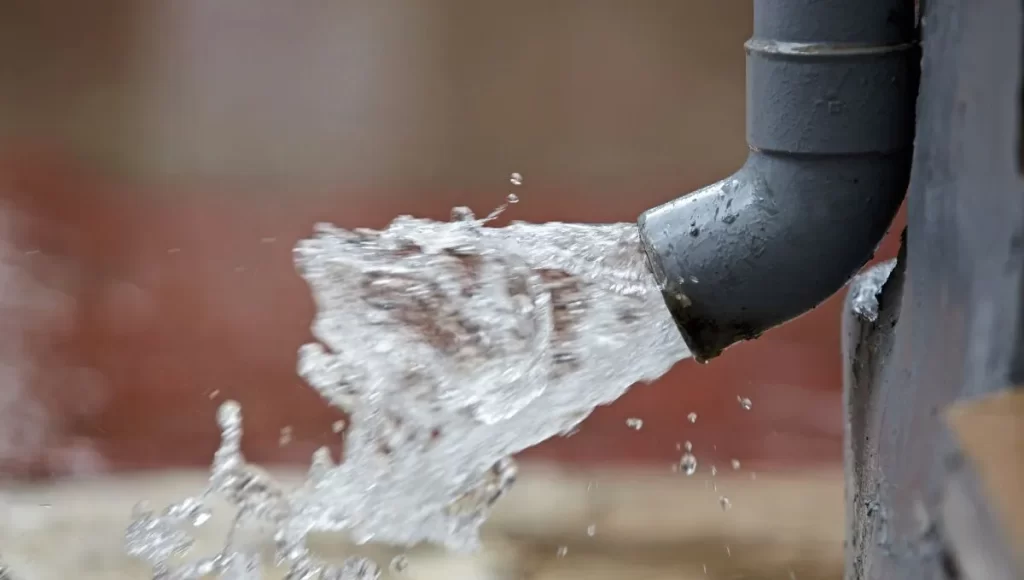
top-left (638, 0), bottom-right (919, 362)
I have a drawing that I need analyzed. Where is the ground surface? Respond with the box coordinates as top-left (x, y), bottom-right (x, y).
top-left (0, 466), bottom-right (843, 580)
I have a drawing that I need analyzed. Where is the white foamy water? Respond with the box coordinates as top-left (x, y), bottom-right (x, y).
top-left (0, 208), bottom-right (58, 472)
top-left (0, 202), bottom-right (111, 485)
top-left (125, 207), bottom-right (690, 579)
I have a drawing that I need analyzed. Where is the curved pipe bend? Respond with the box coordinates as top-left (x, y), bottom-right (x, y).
top-left (638, 0), bottom-right (919, 362)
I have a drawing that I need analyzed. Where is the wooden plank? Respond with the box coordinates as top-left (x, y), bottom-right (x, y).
top-left (945, 390), bottom-right (1024, 568)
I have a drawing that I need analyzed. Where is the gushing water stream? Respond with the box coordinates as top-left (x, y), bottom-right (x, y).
top-left (125, 206), bottom-right (691, 579)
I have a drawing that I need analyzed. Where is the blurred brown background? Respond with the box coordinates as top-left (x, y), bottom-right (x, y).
top-left (0, 1), bottom-right (902, 479)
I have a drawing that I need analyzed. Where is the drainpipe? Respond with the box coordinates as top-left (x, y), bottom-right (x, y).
top-left (637, 0), bottom-right (919, 362)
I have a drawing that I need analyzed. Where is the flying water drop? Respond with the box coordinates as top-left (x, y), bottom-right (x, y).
top-left (679, 453), bottom-right (698, 475)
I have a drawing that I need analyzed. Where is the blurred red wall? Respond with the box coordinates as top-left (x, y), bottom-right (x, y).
top-left (0, 1), bottom-right (905, 479)
top-left (0, 152), bottom-right (904, 479)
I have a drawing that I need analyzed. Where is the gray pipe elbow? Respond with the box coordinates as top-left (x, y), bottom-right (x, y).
top-left (638, 0), bottom-right (919, 362)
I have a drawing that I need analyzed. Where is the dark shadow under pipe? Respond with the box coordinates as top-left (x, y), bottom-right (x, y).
top-left (638, 0), bottom-right (919, 362)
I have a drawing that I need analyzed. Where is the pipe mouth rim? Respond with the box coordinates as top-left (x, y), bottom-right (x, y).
top-left (744, 39), bottom-right (918, 58)
top-left (637, 221), bottom-right (741, 363)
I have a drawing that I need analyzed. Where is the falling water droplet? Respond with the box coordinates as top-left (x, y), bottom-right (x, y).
top-left (510, 172), bottom-right (523, 186)
top-left (679, 453), bottom-right (698, 475)
top-left (684, 440), bottom-right (693, 452)
top-left (586, 524), bottom-right (597, 537)
top-left (719, 496), bottom-right (732, 511)
top-left (507, 193), bottom-right (519, 204)
top-left (279, 426), bottom-right (293, 446)
top-left (625, 417), bottom-right (643, 430)
top-left (731, 459), bottom-right (741, 470)
top-left (687, 412), bottom-right (698, 423)
top-left (556, 546), bottom-right (568, 558)
top-left (737, 396), bottom-right (752, 410)
top-left (711, 465), bottom-right (718, 476)
top-left (332, 419), bottom-right (346, 433)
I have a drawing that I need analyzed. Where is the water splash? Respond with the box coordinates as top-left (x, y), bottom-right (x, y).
top-left (126, 208), bottom-right (689, 578)
top-left (849, 259), bottom-right (897, 322)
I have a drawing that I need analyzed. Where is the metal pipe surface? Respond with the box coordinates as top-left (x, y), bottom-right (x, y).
top-left (638, 0), bottom-right (919, 362)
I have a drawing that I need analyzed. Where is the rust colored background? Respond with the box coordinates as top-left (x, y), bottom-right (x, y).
top-left (0, 1), bottom-right (903, 479)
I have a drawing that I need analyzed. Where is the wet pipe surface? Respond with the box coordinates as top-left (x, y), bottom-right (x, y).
top-left (0, 154), bottom-right (904, 478)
